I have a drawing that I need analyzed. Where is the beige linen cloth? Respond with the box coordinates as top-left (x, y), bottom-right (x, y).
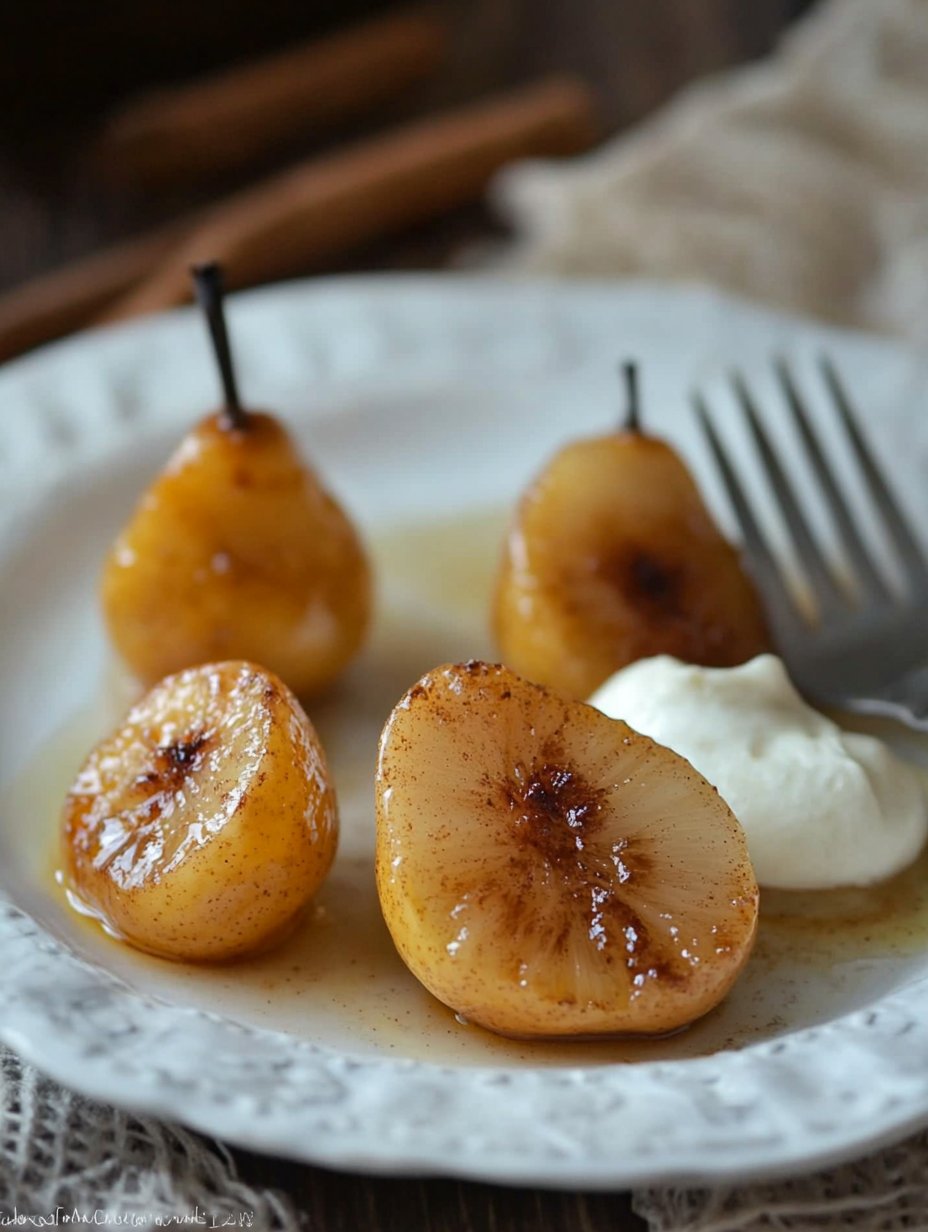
top-left (493, 0), bottom-right (928, 347)
top-left (6, 0), bottom-right (928, 1226)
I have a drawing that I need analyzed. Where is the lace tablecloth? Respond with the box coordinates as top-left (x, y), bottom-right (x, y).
top-left (7, 0), bottom-right (928, 1226)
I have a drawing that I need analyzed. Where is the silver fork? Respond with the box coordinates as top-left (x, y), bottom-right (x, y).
top-left (694, 358), bottom-right (928, 729)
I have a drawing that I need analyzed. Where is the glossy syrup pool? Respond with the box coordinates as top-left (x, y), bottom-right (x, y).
top-left (7, 507), bottom-right (928, 1068)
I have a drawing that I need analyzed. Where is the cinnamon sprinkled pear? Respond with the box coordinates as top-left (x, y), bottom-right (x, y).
top-left (375, 660), bottom-right (758, 1039)
top-left (63, 660), bottom-right (338, 962)
top-left (101, 263), bottom-right (371, 695)
top-left (493, 364), bottom-right (769, 699)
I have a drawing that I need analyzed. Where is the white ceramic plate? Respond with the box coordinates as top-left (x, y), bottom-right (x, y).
top-left (3, 276), bottom-right (928, 1189)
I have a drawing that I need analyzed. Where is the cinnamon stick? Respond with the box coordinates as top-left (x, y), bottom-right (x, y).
top-left (104, 77), bottom-right (596, 320)
top-left (0, 222), bottom-right (188, 365)
top-left (0, 76), bottom-right (595, 363)
top-left (96, 7), bottom-right (448, 189)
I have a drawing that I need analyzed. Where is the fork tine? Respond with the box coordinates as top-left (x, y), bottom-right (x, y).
top-left (774, 358), bottom-right (892, 604)
top-left (731, 371), bottom-right (849, 619)
top-left (820, 357), bottom-right (928, 590)
top-left (694, 392), bottom-right (803, 632)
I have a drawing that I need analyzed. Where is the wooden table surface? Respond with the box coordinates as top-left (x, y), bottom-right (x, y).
top-left (0, 0), bottom-right (810, 296)
top-left (1, 0), bottom-right (812, 1224)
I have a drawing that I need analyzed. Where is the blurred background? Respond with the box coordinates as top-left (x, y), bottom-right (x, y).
top-left (0, 0), bottom-right (814, 333)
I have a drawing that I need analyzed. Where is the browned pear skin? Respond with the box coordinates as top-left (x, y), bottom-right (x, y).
top-left (101, 411), bottom-right (372, 696)
top-left (493, 432), bottom-right (770, 699)
top-left (63, 660), bottom-right (338, 962)
top-left (376, 661), bottom-right (759, 1040)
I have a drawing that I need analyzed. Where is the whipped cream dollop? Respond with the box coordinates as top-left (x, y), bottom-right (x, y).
top-left (589, 654), bottom-right (927, 890)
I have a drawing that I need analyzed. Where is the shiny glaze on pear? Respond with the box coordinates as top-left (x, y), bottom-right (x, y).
top-left (376, 660), bottom-right (759, 1038)
top-left (102, 411), bottom-right (372, 696)
top-left (493, 430), bottom-right (769, 699)
top-left (63, 660), bottom-right (338, 962)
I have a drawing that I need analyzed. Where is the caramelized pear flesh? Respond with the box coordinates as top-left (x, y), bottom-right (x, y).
top-left (494, 432), bottom-right (769, 700)
top-left (63, 660), bottom-right (338, 962)
top-left (376, 661), bottom-right (758, 1039)
top-left (102, 411), bottom-right (372, 695)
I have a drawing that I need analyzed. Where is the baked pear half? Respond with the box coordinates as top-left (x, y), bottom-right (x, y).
top-left (376, 661), bottom-right (758, 1039)
top-left (63, 660), bottom-right (338, 962)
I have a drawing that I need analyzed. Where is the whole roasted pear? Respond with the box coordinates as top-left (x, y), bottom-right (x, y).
top-left (493, 364), bottom-right (769, 699)
top-left (102, 264), bottom-right (371, 695)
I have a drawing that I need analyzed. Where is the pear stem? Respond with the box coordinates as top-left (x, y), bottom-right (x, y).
top-left (191, 262), bottom-right (246, 430)
top-left (621, 360), bottom-right (641, 433)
